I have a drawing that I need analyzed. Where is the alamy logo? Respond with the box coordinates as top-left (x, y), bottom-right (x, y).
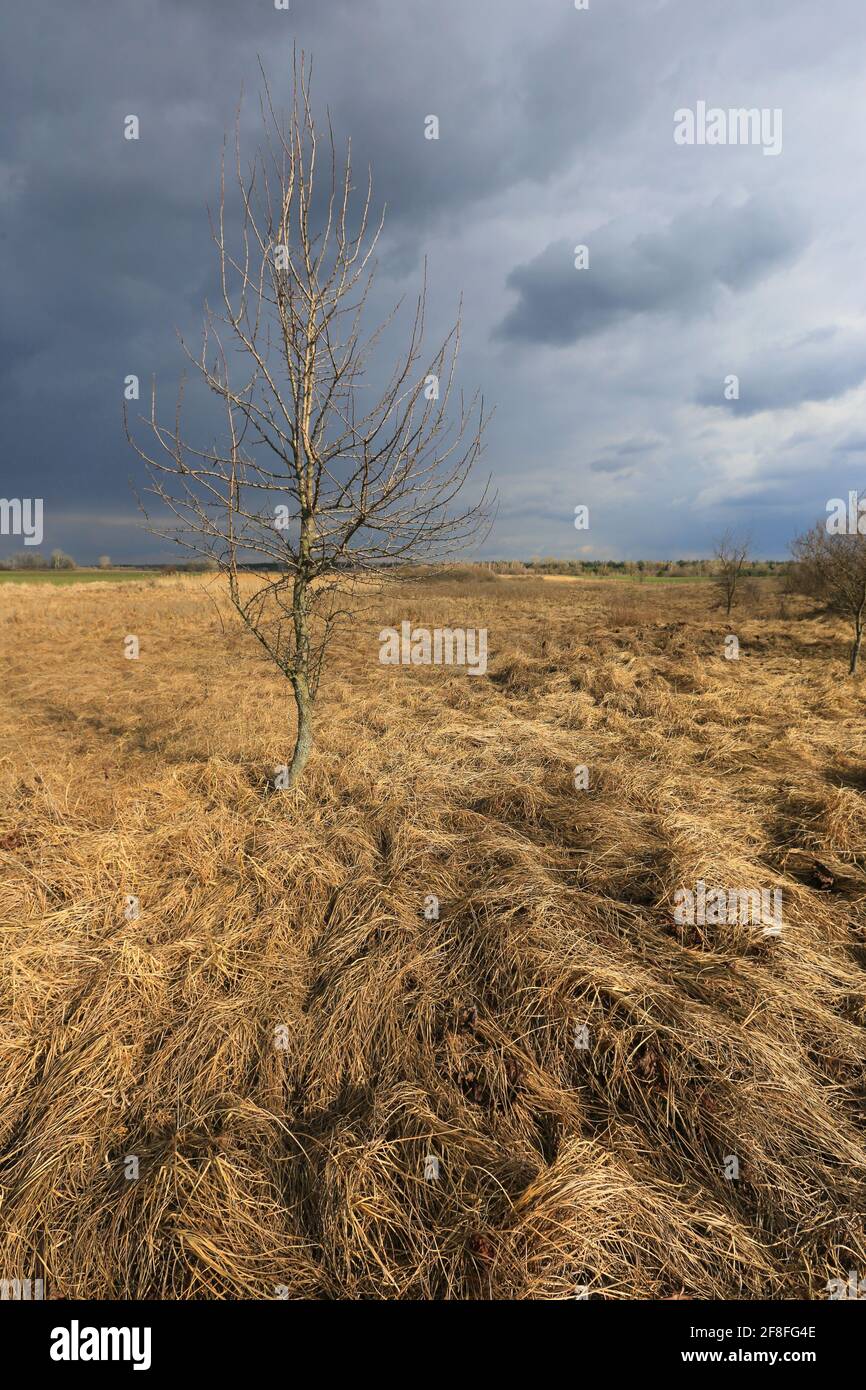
top-left (826, 1270), bottom-right (866, 1300)
top-left (0, 497), bottom-right (43, 545)
top-left (50, 1320), bottom-right (152, 1371)
top-left (826, 492), bottom-right (866, 534)
top-left (674, 102), bottom-right (782, 156)
top-left (0, 1277), bottom-right (43, 1299)
top-left (674, 880), bottom-right (783, 932)
top-left (379, 622), bottom-right (487, 676)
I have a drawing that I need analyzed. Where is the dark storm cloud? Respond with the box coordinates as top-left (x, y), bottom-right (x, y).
top-left (2, 0), bottom-right (866, 561)
top-left (1, 0), bottom-right (636, 556)
top-left (496, 196), bottom-right (805, 346)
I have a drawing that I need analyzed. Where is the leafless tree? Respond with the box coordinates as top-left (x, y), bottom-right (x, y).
top-left (791, 509), bottom-right (866, 673)
top-left (712, 529), bottom-right (751, 618)
top-left (126, 52), bottom-right (492, 785)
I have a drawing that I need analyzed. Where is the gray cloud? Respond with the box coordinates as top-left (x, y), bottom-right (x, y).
top-left (496, 196), bottom-right (805, 346)
top-left (2, 0), bottom-right (866, 562)
top-left (694, 331), bottom-right (866, 415)
top-left (590, 435), bottom-right (663, 474)
top-left (590, 457), bottom-right (636, 475)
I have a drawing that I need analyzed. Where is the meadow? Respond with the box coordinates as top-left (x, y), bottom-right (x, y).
top-left (0, 570), bottom-right (152, 585)
top-left (1, 569), bottom-right (864, 1298)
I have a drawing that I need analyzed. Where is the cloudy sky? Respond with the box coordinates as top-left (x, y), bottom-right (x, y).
top-left (3, 0), bottom-right (866, 562)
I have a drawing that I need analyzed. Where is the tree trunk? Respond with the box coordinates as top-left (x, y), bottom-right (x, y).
top-left (287, 672), bottom-right (313, 785)
top-left (287, 563), bottom-right (314, 785)
top-left (850, 618), bottom-right (863, 674)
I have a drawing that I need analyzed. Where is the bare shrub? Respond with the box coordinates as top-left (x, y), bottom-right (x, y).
top-left (127, 51), bottom-right (492, 785)
top-left (712, 529), bottom-right (750, 617)
top-left (791, 510), bottom-right (866, 672)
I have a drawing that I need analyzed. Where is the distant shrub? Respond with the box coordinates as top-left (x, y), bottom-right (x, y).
top-left (3, 551), bottom-right (45, 570)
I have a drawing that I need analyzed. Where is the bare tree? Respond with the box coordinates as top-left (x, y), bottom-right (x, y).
top-left (712, 529), bottom-right (751, 618)
top-left (127, 53), bottom-right (492, 785)
top-left (97, 555), bottom-right (112, 569)
top-left (791, 510), bottom-right (866, 673)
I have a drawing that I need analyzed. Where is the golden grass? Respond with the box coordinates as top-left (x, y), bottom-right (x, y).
top-left (1, 572), bottom-right (864, 1299)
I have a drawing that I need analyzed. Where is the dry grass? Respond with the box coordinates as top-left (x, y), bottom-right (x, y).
top-left (1, 571), bottom-right (865, 1299)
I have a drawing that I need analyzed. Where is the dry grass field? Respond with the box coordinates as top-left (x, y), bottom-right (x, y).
top-left (1, 570), bottom-right (865, 1299)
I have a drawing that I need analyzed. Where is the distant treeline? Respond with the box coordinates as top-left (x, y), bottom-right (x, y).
top-left (0, 555), bottom-right (219, 573)
top-left (0, 555), bottom-right (791, 578)
top-left (0, 550), bottom-right (77, 570)
top-left (475, 558), bottom-right (790, 578)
